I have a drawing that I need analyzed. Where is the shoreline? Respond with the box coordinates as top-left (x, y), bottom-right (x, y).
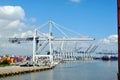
top-left (0, 65), bottom-right (55, 78)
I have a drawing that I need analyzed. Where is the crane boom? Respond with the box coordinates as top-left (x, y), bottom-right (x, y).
top-left (9, 37), bottom-right (95, 43)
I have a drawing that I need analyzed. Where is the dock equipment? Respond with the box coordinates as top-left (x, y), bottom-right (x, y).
top-left (9, 20), bottom-right (95, 64)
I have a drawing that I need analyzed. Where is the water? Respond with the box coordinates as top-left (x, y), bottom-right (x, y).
top-left (0, 60), bottom-right (118, 80)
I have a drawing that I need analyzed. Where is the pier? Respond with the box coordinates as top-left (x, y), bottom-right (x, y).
top-left (0, 65), bottom-right (55, 78)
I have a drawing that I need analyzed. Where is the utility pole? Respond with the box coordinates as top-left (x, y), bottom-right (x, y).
top-left (118, 0), bottom-right (120, 79)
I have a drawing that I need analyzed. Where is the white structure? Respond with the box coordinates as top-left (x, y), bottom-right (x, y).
top-left (34, 55), bottom-right (53, 65)
top-left (9, 20), bottom-right (95, 64)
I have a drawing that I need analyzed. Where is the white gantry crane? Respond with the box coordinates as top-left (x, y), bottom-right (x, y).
top-left (9, 20), bottom-right (95, 65)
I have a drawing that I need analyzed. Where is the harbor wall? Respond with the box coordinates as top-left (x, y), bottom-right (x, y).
top-left (0, 65), bottom-right (55, 78)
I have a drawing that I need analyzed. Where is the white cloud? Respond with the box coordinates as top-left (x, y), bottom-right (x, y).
top-left (0, 6), bottom-right (25, 20)
top-left (11, 30), bottom-right (34, 38)
top-left (21, 31), bottom-right (34, 38)
top-left (108, 35), bottom-right (118, 43)
top-left (29, 17), bottom-right (37, 23)
top-left (101, 38), bottom-right (110, 44)
top-left (96, 34), bottom-right (118, 53)
top-left (70, 0), bottom-right (81, 3)
top-left (100, 34), bottom-right (118, 44)
top-left (6, 20), bottom-right (25, 30)
top-left (0, 6), bottom-right (26, 38)
top-left (0, 6), bottom-right (35, 55)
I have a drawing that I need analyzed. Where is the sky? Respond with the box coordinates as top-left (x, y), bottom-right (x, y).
top-left (0, 0), bottom-right (118, 55)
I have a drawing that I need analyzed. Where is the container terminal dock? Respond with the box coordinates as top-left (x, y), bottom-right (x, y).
top-left (0, 20), bottom-right (95, 78)
top-left (0, 20), bottom-right (117, 78)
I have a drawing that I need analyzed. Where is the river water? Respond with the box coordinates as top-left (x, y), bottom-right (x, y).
top-left (0, 60), bottom-right (118, 80)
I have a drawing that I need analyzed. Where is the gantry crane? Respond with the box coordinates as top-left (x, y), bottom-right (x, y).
top-left (9, 20), bottom-right (95, 65)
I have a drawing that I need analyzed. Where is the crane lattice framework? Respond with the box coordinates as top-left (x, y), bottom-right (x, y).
top-left (9, 20), bottom-right (95, 64)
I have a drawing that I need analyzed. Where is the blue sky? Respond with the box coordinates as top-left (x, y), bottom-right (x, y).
top-left (0, 0), bottom-right (117, 39)
top-left (0, 0), bottom-right (118, 55)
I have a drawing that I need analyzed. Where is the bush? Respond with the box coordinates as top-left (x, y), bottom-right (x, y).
top-left (0, 60), bottom-right (10, 67)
